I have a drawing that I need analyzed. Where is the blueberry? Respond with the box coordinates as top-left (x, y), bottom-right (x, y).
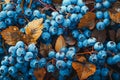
top-left (55, 15), bottom-right (64, 24)
top-left (96, 11), bottom-right (103, 19)
top-left (103, 1), bottom-right (111, 9)
top-left (96, 21), bottom-right (105, 30)
top-left (56, 60), bottom-right (66, 69)
top-left (47, 64), bottom-right (55, 72)
top-left (67, 5), bottom-right (75, 13)
top-left (106, 41), bottom-right (116, 50)
top-left (48, 51), bottom-right (56, 58)
top-left (101, 68), bottom-right (109, 77)
top-left (94, 42), bottom-right (104, 51)
top-left (56, 52), bottom-right (65, 60)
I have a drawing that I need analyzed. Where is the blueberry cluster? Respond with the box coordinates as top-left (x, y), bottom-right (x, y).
top-left (95, 0), bottom-right (117, 30)
top-left (0, 41), bottom-right (46, 80)
top-left (41, 0), bottom-right (89, 44)
top-left (0, 0), bottom-right (47, 30)
top-left (47, 47), bottom-right (77, 80)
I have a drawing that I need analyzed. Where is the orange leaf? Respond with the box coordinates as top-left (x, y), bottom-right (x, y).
top-left (76, 56), bottom-right (86, 63)
top-left (55, 35), bottom-right (66, 52)
top-left (78, 12), bottom-right (96, 30)
top-left (1, 26), bottom-right (23, 45)
top-left (34, 68), bottom-right (46, 80)
top-left (109, 12), bottom-right (120, 23)
top-left (72, 62), bottom-right (96, 80)
top-left (25, 18), bottom-right (44, 41)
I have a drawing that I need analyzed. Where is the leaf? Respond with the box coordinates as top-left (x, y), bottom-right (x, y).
top-left (52, 0), bottom-right (62, 4)
top-left (34, 68), bottom-right (46, 80)
top-left (1, 26), bottom-right (23, 45)
top-left (25, 18), bottom-right (44, 41)
top-left (72, 62), bottom-right (96, 80)
top-left (109, 12), bottom-right (120, 23)
top-left (55, 35), bottom-right (66, 52)
top-left (108, 30), bottom-right (116, 41)
top-left (109, 1), bottom-right (120, 13)
top-left (78, 12), bottom-right (96, 30)
top-left (64, 36), bottom-right (76, 46)
top-left (116, 28), bottom-right (120, 42)
top-left (92, 29), bottom-right (106, 43)
top-left (5, 0), bottom-right (10, 3)
top-left (39, 43), bottom-right (53, 57)
top-left (76, 56), bottom-right (86, 63)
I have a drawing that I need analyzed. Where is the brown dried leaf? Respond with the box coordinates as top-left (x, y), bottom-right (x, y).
top-left (55, 35), bottom-right (66, 52)
top-left (92, 29), bottom-right (106, 43)
top-left (109, 1), bottom-right (120, 13)
top-left (34, 68), bottom-right (46, 80)
top-left (5, 0), bottom-right (10, 3)
top-left (116, 28), bottom-right (120, 42)
top-left (78, 12), bottom-right (96, 30)
top-left (109, 30), bottom-right (116, 41)
top-left (25, 18), bottom-right (44, 41)
top-left (1, 26), bottom-right (23, 45)
top-left (109, 12), bottom-right (120, 23)
top-left (52, 0), bottom-right (62, 4)
top-left (39, 43), bottom-right (53, 57)
top-left (65, 36), bottom-right (76, 46)
top-left (76, 56), bottom-right (86, 63)
top-left (72, 62), bottom-right (96, 80)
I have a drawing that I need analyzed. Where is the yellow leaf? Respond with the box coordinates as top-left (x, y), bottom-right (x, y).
top-left (72, 62), bottom-right (96, 80)
top-left (55, 35), bottom-right (66, 52)
top-left (109, 12), bottom-right (120, 23)
top-left (1, 26), bottom-right (23, 45)
top-left (78, 12), bottom-right (96, 30)
top-left (25, 18), bottom-right (44, 41)
top-left (5, 0), bottom-right (10, 3)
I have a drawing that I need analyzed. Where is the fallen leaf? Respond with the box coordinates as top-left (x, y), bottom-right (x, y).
top-left (53, 0), bottom-right (62, 4)
top-left (25, 18), bottom-right (44, 41)
top-left (76, 56), bottom-right (86, 63)
top-left (55, 35), bottom-right (66, 52)
top-left (116, 28), bottom-right (120, 42)
top-left (65, 36), bottom-right (76, 46)
top-left (109, 12), bottom-right (120, 23)
top-left (78, 12), bottom-right (96, 30)
top-left (1, 26), bottom-right (23, 45)
top-left (108, 30), bottom-right (116, 41)
top-left (34, 68), bottom-right (46, 80)
top-left (109, 1), bottom-right (120, 13)
top-left (39, 43), bottom-right (53, 57)
top-left (92, 29), bottom-right (106, 43)
top-left (5, 0), bottom-right (10, 3)
top-left (72, 62), bottom-right (96, 80)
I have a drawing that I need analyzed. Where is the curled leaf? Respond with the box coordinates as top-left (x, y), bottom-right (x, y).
top-left (109, 12), bottom-right (120, 23)
top-left (78, 12), bottom-right (96, 30)
top-left (72, 62), bottom-right (96, 80)
top-left (25, 18), bottom-right (44, 41)
top-left (55, 35), bottom-right (66, 52)
top-left (1, 26), bottom-right (23, 45)
top-left (34, 68), bottom-right (46, 80)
